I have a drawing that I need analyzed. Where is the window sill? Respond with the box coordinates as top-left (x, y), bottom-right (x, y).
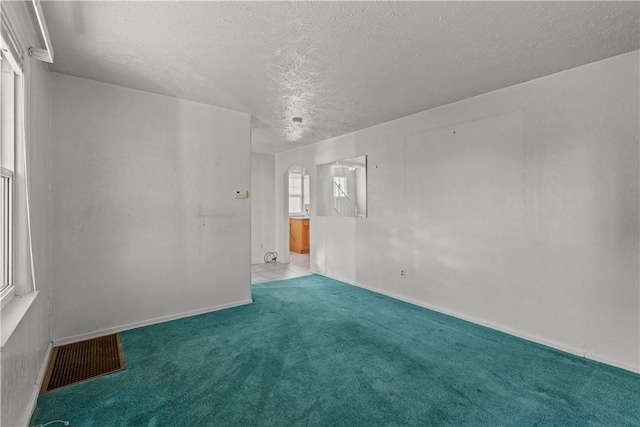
top-left (0, 290), bottom-right (39, 350)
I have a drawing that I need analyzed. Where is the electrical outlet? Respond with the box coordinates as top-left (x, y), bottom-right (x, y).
top-left (400, 269), bottom-right (405, 278)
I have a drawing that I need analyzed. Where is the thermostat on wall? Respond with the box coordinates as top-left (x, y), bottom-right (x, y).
top-left (234, 189), bottom-right (249, 199)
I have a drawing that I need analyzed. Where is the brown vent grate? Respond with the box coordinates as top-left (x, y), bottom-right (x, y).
top-left (41, 334), bottom-right (125, 394)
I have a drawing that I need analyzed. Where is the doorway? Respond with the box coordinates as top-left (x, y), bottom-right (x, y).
top-left (250, 166), bottom-right (311, 285)
top-left (287, 167), bottom-right (311, 269)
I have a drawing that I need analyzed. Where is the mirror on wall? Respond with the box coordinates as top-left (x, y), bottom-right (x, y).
top-left (316, 155), bottom-right (367, 218)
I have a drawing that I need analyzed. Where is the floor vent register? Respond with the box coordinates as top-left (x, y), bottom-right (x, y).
top-left (41, 333), bottom-right (125, 394)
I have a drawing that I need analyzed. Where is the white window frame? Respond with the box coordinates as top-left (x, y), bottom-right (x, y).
top-left (303, 173), bottom-right (310, 206)
top-left (288, 172), bottom-right (303, 215)
top-left (1, 0), bottom-right (46, 351)
top-left (0, 169), bottom-right (13, 307)
top-left (1, 27), bottom-right (21, 308)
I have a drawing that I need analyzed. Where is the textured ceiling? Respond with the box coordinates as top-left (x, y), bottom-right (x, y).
top-left (41, 1), bottom-right (639, 153)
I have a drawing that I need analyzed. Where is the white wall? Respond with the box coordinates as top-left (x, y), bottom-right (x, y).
top-left (50, 74), bottom-right (252, 342)
top-left (275, 51), bottom-right (640, 373)
top-left (0, 2), bottom-right (52, 426)
top-left (251, 152), bottom-right (276, 264)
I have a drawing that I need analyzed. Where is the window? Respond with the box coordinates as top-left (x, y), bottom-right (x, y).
top-left (333, 176), bottom-right (347, 198)
top-left (0, 170), bottom-right (12, 300)
top-left (1, 40), bottom-right (20, 305)
top-left (288, 172), bottom-right (303, 215)
top-left (303, 174), bottom-right (310, 205)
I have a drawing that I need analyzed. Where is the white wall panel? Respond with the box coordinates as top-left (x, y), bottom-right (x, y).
top-left (50, 74), bottom-right (252, 342)
top-left (275, 51), bottom-right (640, 372)
top-left (406, 110), bottom-right (525, 220)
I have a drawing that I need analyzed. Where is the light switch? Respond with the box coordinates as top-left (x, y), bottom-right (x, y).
top-left (234, 189), bottom-right (249, 199)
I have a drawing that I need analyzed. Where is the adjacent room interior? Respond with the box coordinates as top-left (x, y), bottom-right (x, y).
top-left (1, 1), bottom-right (639, 426)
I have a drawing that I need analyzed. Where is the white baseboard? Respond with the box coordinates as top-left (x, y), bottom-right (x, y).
top-left (316, 272), bottom-right (640, 375)
top-left (24, 341), bottom-right (53, 427)
top-left (582, 351), bottom-right (639, 374)
top-left (53, 299), bottom-right (253, 346)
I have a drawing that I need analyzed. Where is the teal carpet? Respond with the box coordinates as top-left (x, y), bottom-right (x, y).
top-left (32, 275), bottom-right (640, 426)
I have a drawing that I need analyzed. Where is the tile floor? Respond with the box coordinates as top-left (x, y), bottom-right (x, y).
top-left (251, 252), bottom-right (311, 285)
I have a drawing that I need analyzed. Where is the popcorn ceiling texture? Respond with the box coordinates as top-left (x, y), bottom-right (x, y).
top-left (42, 1), bottom-right (639, 153)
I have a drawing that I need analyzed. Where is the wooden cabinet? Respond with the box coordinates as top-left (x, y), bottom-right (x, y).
top-left (290, 218), bottom-right (310, 253)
